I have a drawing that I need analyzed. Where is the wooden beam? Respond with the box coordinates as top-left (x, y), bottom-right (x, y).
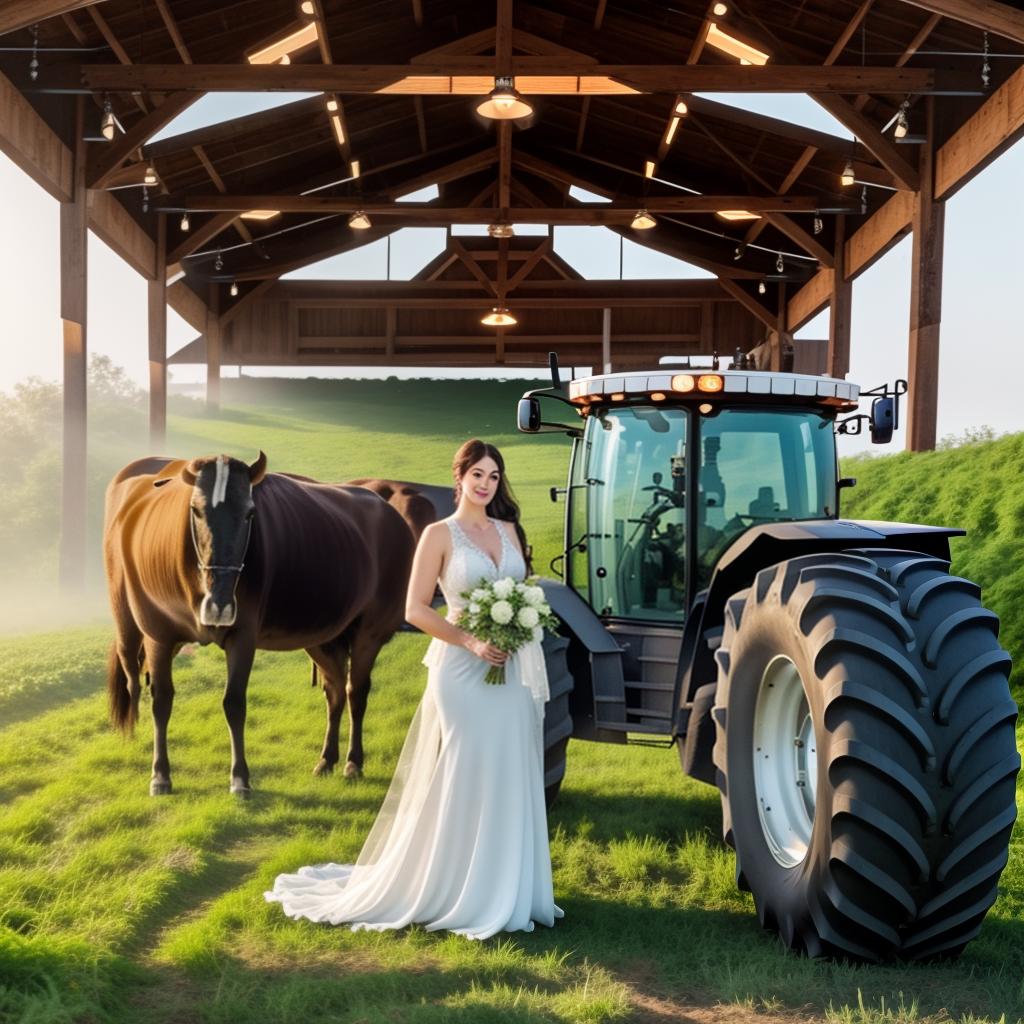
top-left (167, 211), bottom-right (237, 266)
top-left (897, 0), bottom-right (1024, 45)
top-left (449, 238), bottom-right (497, 296)
top-left (87, 7), bottom-right (147, 113)
top-left (787, 269), bottom-right (833, 333)
top-left (88, 91), bottom-right (198, 189)
top-left (907, 99), bottom-right (945, 452)
top-left (78, 63), bottom-right (979, 95)
top-left (149, 216), bottom-right (167, 447)
top-left (498, 123), bottom-right (512, 210)
top-left (0, 68), bottom-right (72, 202)
top-left (154, 0), bottom-right (192, 63)
top-left (827, 215), bottom-right (852, 378)
top-left (506, 238), bottom-right (552, 291)
top-left (168, 279), bottom-right (209, 331)
top-left (845, 190), bottom-right (914, 278)
top-left (87, 188), bottom-right (156, 278)
top-left (0, 0), bottom-right (107, 35)
top-left (936, 62), bottom-right (1024, 198)
top-left (718, 278), bottom-right (777, 330)
top-left (59, 96), bottom-right (88, 589)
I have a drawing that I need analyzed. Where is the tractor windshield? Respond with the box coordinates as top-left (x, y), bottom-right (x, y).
top-left (570, 406), bottom-right (688, 622)
top-left (695, 407), bottom-right (837, 589)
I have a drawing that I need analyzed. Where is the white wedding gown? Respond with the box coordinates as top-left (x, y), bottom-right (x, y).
top-left (264, 516), bottom-right (564, 939)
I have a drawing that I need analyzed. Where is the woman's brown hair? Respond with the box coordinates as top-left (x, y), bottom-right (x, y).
top-left (452, 439), bottom-right (532, 573)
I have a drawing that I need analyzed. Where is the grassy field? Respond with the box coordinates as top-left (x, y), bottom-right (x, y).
top-left (1, 379), bottom-right (1022, 1024)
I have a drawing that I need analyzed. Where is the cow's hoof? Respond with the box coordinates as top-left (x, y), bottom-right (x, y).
top-left (313, 759), bottom-right (334, 777)
top-left (230, 782), bottom-right (252, 799)
top-left (150, 779), bottom-right (172, 796)
top-left (343, 760), bottom-right (363, 779)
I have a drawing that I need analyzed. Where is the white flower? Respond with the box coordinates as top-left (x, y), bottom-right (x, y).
top-left (493, 577), bottom-right (515, 599)
top-left (515, 582), bottom-right (527, 593)
top-left (469, 602), bottom-right (480, 614)
top-left (524, 585), bottom-right (546, 607)
top-left (517, 606), bottom-right (540, 629)
top-left (471, 588), bottom-right (487, 601)
top-left (532, 626), bottom-right (544, 642)
top-left (490, 600), bottom-right (514, 624)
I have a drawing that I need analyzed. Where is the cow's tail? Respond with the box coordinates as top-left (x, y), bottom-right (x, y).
top-left (107, 642), bottom-right (140, 735)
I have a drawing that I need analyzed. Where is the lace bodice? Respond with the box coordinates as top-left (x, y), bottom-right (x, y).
top-left (440, 517), bottom-right (526, 618)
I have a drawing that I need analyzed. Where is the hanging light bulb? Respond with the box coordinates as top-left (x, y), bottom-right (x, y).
top-left (758, 280), bottom-right (766, 295)
top-left (733, 243), bottom-right (745, 261)
top-left (487, 222), bottom-right (514, 239)
top-left (180, 212), bottom-right (190, 232)
top-left (299, 0), bottom-right (315, 15)
top-left (348, 210), bottom-right (372, 230)
top-left (214, 250), bottom-right (223, 272)
top-left (482, 306), bottom-right (517, 326)
top-left (476, 76), bottom-right (533, 120)
top-left (631, 209), bottom-right (656, 230)
top-left (144, 165), bottom-right (158, 186)
top-left (813, 213), bottom-right (823, 235)
top-left (840, 159), bottom-right (855, 186)
top-left (100, 96), bottom-right (117, 141)
top-left (894, 101), bottom-right (910, 139)
top-left (775, 252), bottom-right (784, 273)
top-left (230, 280), bottom-right (239, 297)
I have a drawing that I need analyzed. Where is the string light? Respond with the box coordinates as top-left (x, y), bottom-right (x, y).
top-left (758, 280), bottom-right (766, 295)
top-left (230, 280), bottom-right (239, 297)
top-left (775, 252), bottom-right (784, 273)
top-left (982, 31), bottom-right (991, 88)
top-left (141, 184), bottom-right (149, 214)
top-left (29, 23), bottom-right (39, 81)
top-left (144, 165), bottom-right (158, 186)
top-left (180, 212), bottom-right (190, 232)
top-left (813, 213), bottom-right (823, 235)
top-left (348, 210), bottom-right (372, 230)
top-left (101, 95), bottom-right (117, 141)
top-left (894, 99), bottom-right (909, 139)
top-left (840, 159), bottom-right (855, 186)
top-left (214, 250), bottom-right (224, 272)
top-left (733, 243), bottom-right (745, 261)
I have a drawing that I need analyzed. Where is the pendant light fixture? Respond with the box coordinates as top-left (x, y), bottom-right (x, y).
top-left (348, 210), bottom-right (372, 230)
top-left (840, 159), bottom-right (855, 186)
top-left (894, 99), bottom-right (910, 139)
top-left (100, 95), bottom-right (117, 141)
top-left (476, 76), bottom-right (533, 120)
top-left (230, 280), bottom-right (239, 297)
top-left (180, 212), bottom-right (190, 232)
top-left (631, 209), bottom-right (657, 230)
top-left (144, 165), bottom-right (158, 186)
top-left (482, 306), bottom-right (517, 326)
top-left (488, 222), bottom-right (515, 239)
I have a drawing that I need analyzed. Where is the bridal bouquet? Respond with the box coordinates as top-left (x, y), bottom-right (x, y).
top-left (457, 575), bottom-right (560, 684)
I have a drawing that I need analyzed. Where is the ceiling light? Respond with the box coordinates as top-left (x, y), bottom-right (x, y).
top-left (476, 76), bottom-right (533, 120)
top-left (644, 159), bottom-right (656, 178)
top-left (144, 165), bottom-right (157, 186)
top-left (664, 117), bottom-right (681, 145)
top-left (716, 209), bottom-right (760, 221)
top-left (241, 209), bottom-right (280, 221)
top-left (713, 2), bottom-right (729, 14)
top-left (180, 212), bottom-right (190, 232)
top-left (279, 54), bottom-right (291, 65)
top-left (348, 210), bottom-right (371, 230)
top-left (482, 306), bottom-right (517, 326)
top-left (326, 97), bottom-right (339, 112)
top-left (758, 280), bottom-right (766, 294)
top-left (706, 23), bottom-right (770, 65)
top-left (894, 101), bottom-right (909, 139)
top-left (675, 100), bottom-right (689, 115)
top-left (247, 21), bottom-right (319, 64)
top-left (330, 113), bottom-right (346, 145)
top-left (349, 159), bottom-right (361, 179)
top-left (100, 96), bottom-right (117, 141)
top-left (840, 159), bottom-right (855, 186)
top-left (299, 0), bottom-right (315, 14)
top-left (230, 280), bottom-right (239, 297)
top-left (488, 222), bottom-right (514, 238)
top-left (632, 209), bottom-right (657, 230)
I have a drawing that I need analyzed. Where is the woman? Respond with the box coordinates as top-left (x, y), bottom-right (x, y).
top-left (264, 439), bottom-right (564, 940)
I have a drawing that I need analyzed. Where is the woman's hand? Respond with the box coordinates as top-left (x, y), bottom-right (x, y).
top-left (463, 636), bottom-right (508, 666)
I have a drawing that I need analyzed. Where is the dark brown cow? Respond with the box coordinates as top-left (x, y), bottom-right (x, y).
top-left (344, 478), bottom-right (453, 542)
top-left (103, 453), bottom-right (415, 797)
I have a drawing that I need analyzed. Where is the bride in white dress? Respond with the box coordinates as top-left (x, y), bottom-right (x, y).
top-left (264, 439), bottom-right (564, 939)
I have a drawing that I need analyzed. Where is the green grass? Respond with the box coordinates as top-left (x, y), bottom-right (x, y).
top-left (1, 379), bottom-right (1022, 1024)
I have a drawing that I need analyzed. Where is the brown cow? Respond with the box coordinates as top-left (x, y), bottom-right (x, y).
top-left (103, 452), bottom-right (415, 797)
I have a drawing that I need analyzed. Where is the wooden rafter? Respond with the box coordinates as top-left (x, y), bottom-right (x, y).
top-left (448, 238), bottom-right (497, 296)
top-left (87, 7), bottom-right (148, 113)
top-left (0, 0), bottom-right (106, 35)
top-left (507, 237), bottom-right (553, 291)
top-left (154, 0), bottom-right (191, 63)
top-left (897, 0), bottom-right (1024, 44)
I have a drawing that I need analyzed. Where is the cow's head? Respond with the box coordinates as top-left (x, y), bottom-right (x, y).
top-left (181, 451), bottom-right (267, 627)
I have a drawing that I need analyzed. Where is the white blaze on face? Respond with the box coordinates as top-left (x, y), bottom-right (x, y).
top-left (211, 454), bottom-right (230, 508)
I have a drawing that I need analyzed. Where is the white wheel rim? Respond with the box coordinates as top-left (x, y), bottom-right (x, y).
top-left (752, 655), bottom-right (817, 868)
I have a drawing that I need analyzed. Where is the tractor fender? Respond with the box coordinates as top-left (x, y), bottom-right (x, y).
top-left (675, 519), bottom-right (964, 774)
top-left (538, 579), bottom-right (628, 744)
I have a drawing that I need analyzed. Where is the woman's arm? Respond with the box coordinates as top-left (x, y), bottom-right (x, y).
top-left (404, 523), bottom-right (506, 665)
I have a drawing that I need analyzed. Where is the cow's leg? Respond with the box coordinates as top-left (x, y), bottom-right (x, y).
top-left (308, 641), bottom-right (350, 777)
top-left (344, 625), bottom-right (389, 779)
top-left (223, 634), bottom-right (256, 798)
top-left (145, 638), bottom-right (176, 796)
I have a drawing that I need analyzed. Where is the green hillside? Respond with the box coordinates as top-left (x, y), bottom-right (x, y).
top-left (841, 432), bottom-right (1024, 694)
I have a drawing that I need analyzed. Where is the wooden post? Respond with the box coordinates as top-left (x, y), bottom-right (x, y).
top-left (206, 283), bottom-right (221, 411)
top-left (828, 214), bottom-right (852, 378)
top-left (602, 307), bottom-right (612, 373)
top-left (907, 97), bottom-right (945, 452)
top-left (148, 215), bottom-right (167, 448)
top-left (59, 96), bottom-right (88, 590)
top-left (771, 281), bottom-right (791, 371)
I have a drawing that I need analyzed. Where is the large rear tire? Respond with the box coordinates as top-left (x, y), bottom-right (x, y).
top-left (542, 632), bottom-right (574, 809)
top-left (713, 549), bottom-right (1019, 961)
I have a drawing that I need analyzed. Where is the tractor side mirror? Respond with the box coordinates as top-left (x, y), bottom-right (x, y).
top-left (870, 396), bottom-right (895, 444)
top-left (517, 397), bottom-right (542, 433)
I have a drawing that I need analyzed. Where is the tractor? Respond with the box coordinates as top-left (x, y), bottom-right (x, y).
top-left (517, 354), bottom-right (1019, 963)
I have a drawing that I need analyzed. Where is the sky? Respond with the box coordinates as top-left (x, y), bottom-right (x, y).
top-left (2, 91), bottom-right (1023, 457)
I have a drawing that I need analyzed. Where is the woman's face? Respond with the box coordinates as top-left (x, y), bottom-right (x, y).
top-left (458, 456), bottom-right (501, 507)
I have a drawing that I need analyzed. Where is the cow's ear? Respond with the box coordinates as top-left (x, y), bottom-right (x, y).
top-left (181, 458), bottom-right (202, 486)
top-left (249, 450), bottom-right (268, 486)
